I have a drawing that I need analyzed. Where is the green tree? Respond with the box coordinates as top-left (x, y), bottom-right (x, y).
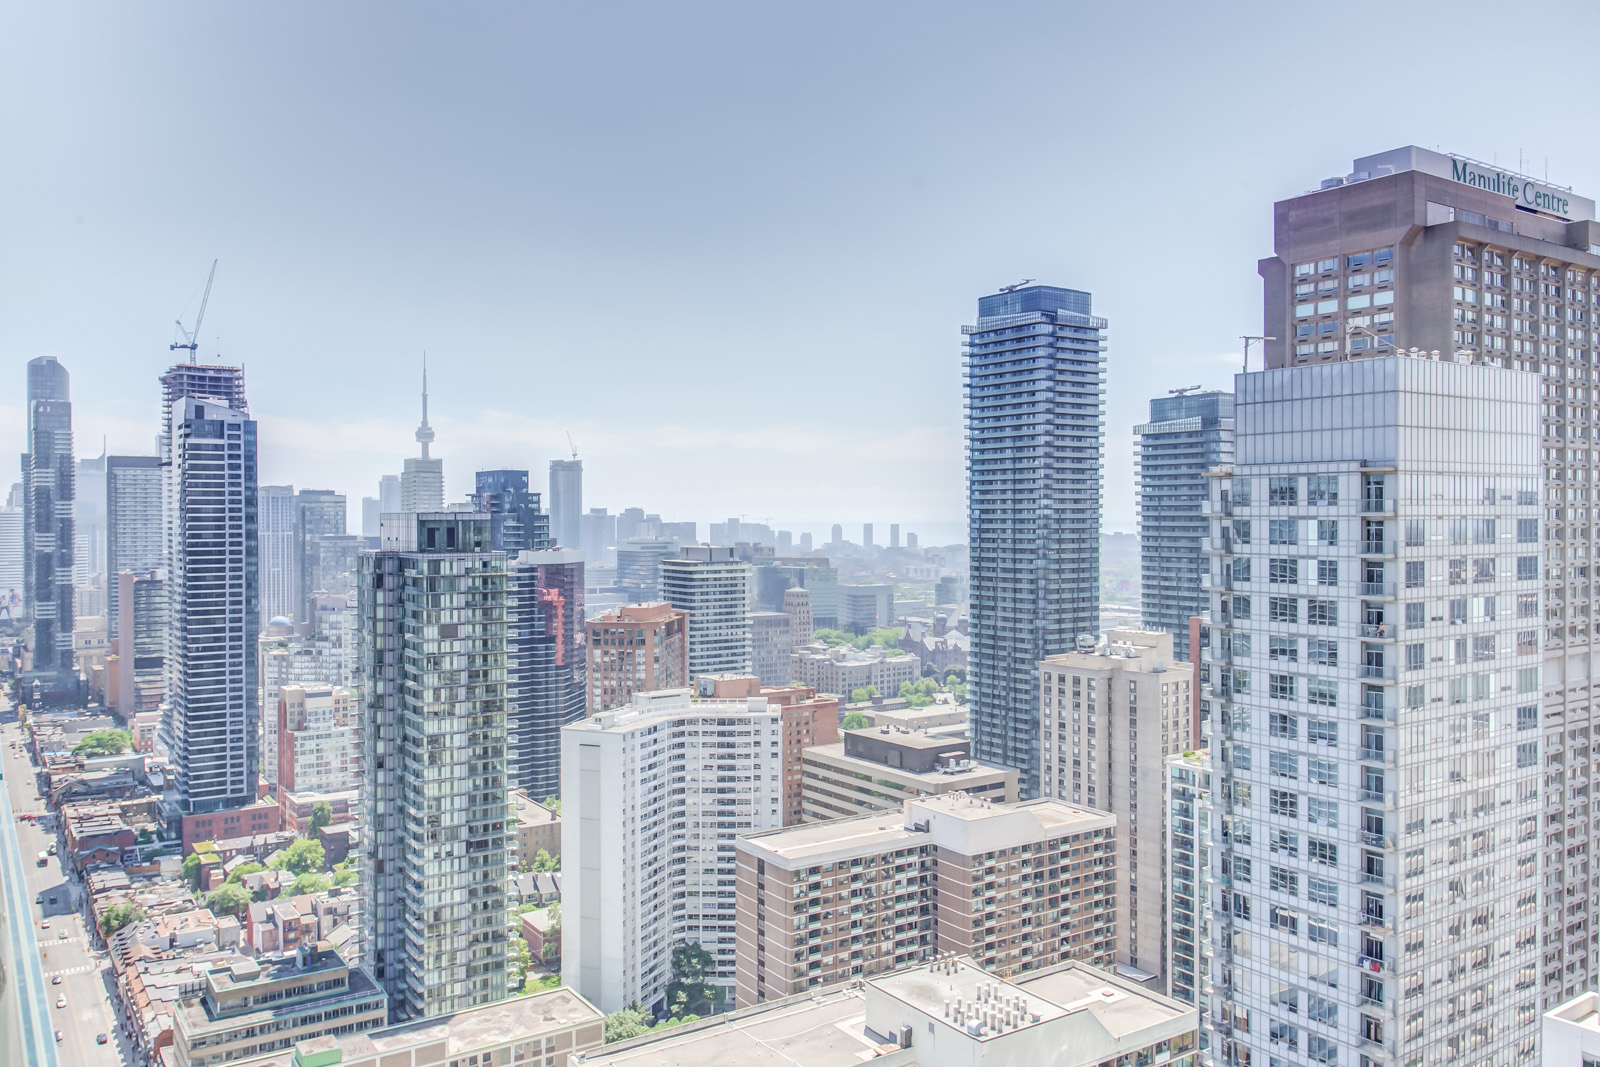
top-left (308, 801), bottom-right (334, 834)
top-left (542, 797), bottom-right (561, 816)
top-left (269, 838), bottom-right (326, 876)
top-left (135, 827), bottom-right (155, 845)
top-left (849, 686), bottom-right (878, 704)
top-left (205, 883), bottom-right (252, 918)
top-left (98, 902), bottom-right (145, 937)
top-left (531, 848), bottom-right (561, 873)
top-left (332, 867), bottom-right (357, 888)
top-left (291, 871), bottom-right (331, 896)
top-left (73, 729), bottom-right (133, 759)
top-left (603, 1008), bottom-right (651, 1043)
top-left (841, 711), bottom-right (870, 731)
top-left (509, 933), bottom-right (532, 989)
top-left (897, 678), bottom-right (940, 708)
top-left (224, 861), bottom-right (264, 886)
top-left (182, 852), bottom-right (205, 890)
top-left (665, 942), bottom-right (722, 1018)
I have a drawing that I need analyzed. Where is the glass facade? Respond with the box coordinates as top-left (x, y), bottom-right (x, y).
top-left (474, 469), bottom-right (552, 553)
top-left (1139, 390), bottom-right (1235, 659)
top-left (507, 550), bottom-right (585, 800)
top-left (965, 285), bottom-right (1106, 797)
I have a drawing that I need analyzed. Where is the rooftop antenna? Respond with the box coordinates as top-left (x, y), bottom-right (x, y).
top-left (997, 279), bottom-right (1035, 294)
top-left (1242, 335), bottom-right (1276, 372)
top-left (170, 259), bottom-right (218, 363)
top-left (1169, 385), bottom-right (1204, 396)
top-left (566, 432), bottom-right (578, 460)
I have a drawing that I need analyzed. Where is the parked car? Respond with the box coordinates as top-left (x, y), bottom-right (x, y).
top-left (54, 995), bottom-right (64, 1008)
top-left (96, 1034), bottom-right (108, 1045)
top-left (51, 975), bottom-right (60, 985)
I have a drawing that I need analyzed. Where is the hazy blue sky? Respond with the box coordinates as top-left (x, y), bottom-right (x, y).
top-left (6, 2), bottom-right (1599, 543)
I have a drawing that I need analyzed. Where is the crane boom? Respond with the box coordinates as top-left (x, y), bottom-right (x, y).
top-left (170, 259), bottom-right (218, 360)
top-left (566, 432), bottom-right (578, 460)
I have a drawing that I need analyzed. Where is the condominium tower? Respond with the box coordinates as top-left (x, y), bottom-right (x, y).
top-left (964, 284), bottom-right (1106, 798)
top-left (1259, 146), bottom-right (1600, 1009)
top-left (585, 601), bottom-right (688, 715)
top-left (164, 395), bottom-right (260, 814)
top-left (106, 455), bottom-right (163, 623)
top-left (295, 489), bottom-right (346, 621)
top-left (473, 469), bottom-right (551, 553)
top-left (1138, 390), bottom-right (1235, 658)
top-left (1204, 356), bottom-right (1542, 1067)
top-left (358, 511), bottom-right (510, 1021)
top-left (662, 545), bottom-right (753, 677)
top-left (506, 547), bottom-right (585, 800)
top-left (22, 356), bottom-right (76, 688)
top-left (548, 458), bottom-right (582, 551)
top-left (257, 485), bottom-right (297, 624)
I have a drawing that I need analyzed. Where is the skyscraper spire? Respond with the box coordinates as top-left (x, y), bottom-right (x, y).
top-left (415, 352), bottom-right (435, 459)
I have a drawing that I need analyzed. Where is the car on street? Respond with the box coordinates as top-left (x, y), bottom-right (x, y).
top-left (97, 1034), bottom-right (108, 1045)
top-left (55, 995), bottom-right (65, 1008)
top-left (53, 1031), bottom-right (61, 1043)
top-left (57, 929), bottom-right (68, 940)
top-left (34, 894), bottom-right (41, 904)
top-left (46, 843), bottom-right (55, 855)
top-left (51, 975), bottom-right (60, 985)
top-left (40, 919), bottom-right (50, 929)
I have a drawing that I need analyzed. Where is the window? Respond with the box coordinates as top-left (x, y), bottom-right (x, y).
top-left (1271, 712), bottom-right (1298, 739)
top-left (1233, 557), bottom-right (1252, 583)
top-left (1308, 758), bottom-right (1337, 785)
top-left (1232, 518), bottom-right (1252, 544)
top-left (1270, 477), bottom-right (1299, 505)
top-left (1516, 593), bottom-right (1537, 618)
top-left (1516, 742), bottom-right (1537, 768)
top-left (1307, 678), bottom-right (1337, 706)
top-left (1404, 602), bottom-right (1424, 629)
top-left (1270, 790), bottom-right (1300, 818)
top-left (1308, 838), bottom-right (1338, 866)
top-left (1307, 798), bottom-right (1339, 828)
top-left (1374, 247), bottom-right (1393, 265)
top-left (1232, 595), bottom-right (1252, 620)
top-left (1472, 635), bottom-right (1496, 661)
top-left (1272, 830), bottom-right (1299, 857)
top-left (1405, 644), bottom-right (1425, 671)
top-left (1308, 639), bottom-right (1338, 666)
top-left (1404, 561), bottom-right (1425, 587)
top-left (1270, 558), bottom-right (1299, 584)
top-left (1271, 904), bottom-right (1300, 934)
top-left (1232, 744), bottom-right (1253, 770)
top-left (1516, 518), bottom-right (1537, 543)
top-left (1471, 558), bottom-right (1496, 583)
top-left (1232, 894), bottom-right (1252, 920)
top-left (1516, 630), bottom-right (1536, 655)
top-left (1270, 597), bottom-right (1299, 623)
top-left (1448, 559), bottom-right (1467, 584)
top-left (1270, 519), bottom-right (1299, 545)
top-left (1232, 668), bottom-right (1250, 694)
top-left (1271, 752), bottom-right (1299, 779)
top-left (1271, 867), bottom-right (1300, 895)
top-left (1307, 599), bottom-right (1338, 626)
top-left (1307, 992), bottom-right (1338, 1024)
top-left (1348, 252), bottom-right (1370, 270)
top-left (1306, 719), bottom-right (1337, 745)
top-left (1270, 674), bottom-right (1297, 700)
top-left (1307, 919), bottom-right (1339, 948)
top-left (1316, 519), bottom-right (1338, 546)
top-left (1473, 519), bottom-right (1496, 544)
top-left (1317, 560), bottom-right (1338, 586)
top-left (1449, 598), bottom-right (1468, 624)
top-left (1308, 475), bottom-right (1338, 505)
top-left (1404, 519), bottom-right (1425, 546)
top-left (1517, 705), bottom-right (1537, 731)
top-left (1270, 636), bottom-right (1299, 661)
top-left (1517, 556), bottom-right (1538, 581)
top-left (1234, 480), bottom-right (1252, 506)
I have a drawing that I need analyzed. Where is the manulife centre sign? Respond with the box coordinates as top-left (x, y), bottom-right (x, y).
top-left (1352, 146), bottom-right (1594, 223)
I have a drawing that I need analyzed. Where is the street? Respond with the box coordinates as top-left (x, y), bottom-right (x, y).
top-left (0, 696), bottom-right (128, 1067)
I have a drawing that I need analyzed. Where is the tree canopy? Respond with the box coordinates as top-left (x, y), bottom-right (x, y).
top-left (292, 871), bottom-right (331, 896)
top-left (897, 678), bottom-right (940, 708)
top-left (530, 848), bottom-right (561, 873)
top-left (666, 942), bottom-right (722, 1018)
top-left (182, 851), bottom-right (206, 890)
top-left (269, 838), bottom-right (326, 876)
top-left (849, 686), bottom-right (878, 704)
top-left (308, 802), bottom-right (334, 834)
top-left (98, 902), bottom-right (145, 937)
top-left (604, 1008), bottom-right (651, 1043)
top-left (73, 729), bottom-right (133, 759)
top-left (841, 711), bottom-right (870, 731)
top-left (205, 883), bottom-right (252, 918)
top-left (815, 627), bottom-right (902, 651)
top-left (224, 862), bottom-right (264, 886)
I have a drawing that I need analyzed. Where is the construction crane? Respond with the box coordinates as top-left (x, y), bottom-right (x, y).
top-left (1169, 385), bottom-right (1204, 396)
top-left (566, 432), bottom-right (578, 460)
top-left (171, 260), bottom-right (218, 360)
top-left (997, 279), bottom-right (1036, 294)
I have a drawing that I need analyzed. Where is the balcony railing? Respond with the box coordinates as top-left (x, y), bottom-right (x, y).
top-left (1360, 498), bottom-right (1397, 517)
top-left (1360, 582), bottom-right (1396, 598)
top-left (1360, 541), bottom-right (1396, 557)
top-left (1361, 663), bottom-right (1395, 680)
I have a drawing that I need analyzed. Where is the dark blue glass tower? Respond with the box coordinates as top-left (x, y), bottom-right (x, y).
top-left (473, 469), bottom-right (551, 553)
top-left (1136, 390), bottom-right (1233, 658)
top-left (964, 285), bottom-right (1106, 798)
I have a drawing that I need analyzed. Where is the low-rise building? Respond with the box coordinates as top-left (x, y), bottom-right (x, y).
top-left (576, 955), bottom-right (1195, 1067)
top-left (735, 795), bottom-right (1115, 1005)
top-left (167, 943), bottom-right (387, 1067)
top-left (800, 724), bottom-right (1015, 822)
top-left (511, 789), bottom-right (561, 867)
top-left (179, 797), bottom-right (284, 855)
top-left (1545, 992), bottom-right (1600, 1067)
top-left (789, 643), bottom-right (920, 700)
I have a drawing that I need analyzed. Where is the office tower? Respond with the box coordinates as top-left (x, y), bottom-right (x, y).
top-left (1165, 749), bottom-right (1213, 1009)
top-left (830, 523), bottom-right (843, 546)
top-left (111, 569), bottom-right (166, 716)
top-left (862, 522), bottom-right (873, 547)
top-left (1038, 629), bottom-right (1194, 985)
top-left (585, 602), bottom-right (688, 715)
top-left (361, 496), bottom-right (380, 539)
top-left (659, 520), bottom-right (696, 543)
top-left (776, 530), bottom-right (792, 555)
top-left (1138, 390), bottom-right (1235, 659)
top-left (800, 721), bottom-right (1016, 822)
top-left (965, 284), bottom-right (1107, 799)
top-left (473, 469), bottom-right (551, 553)
top-left (782, 586), bottom-right (813, 647)
top-left (400, 367), bottom-right (444, 514)
top-left (615, 507), bottom-right (649, 541)
top-left (697, 675), bottom-right (837, 827)
top-left (890, 523), bottom-right (900, 549)
top-left (274, 684), bottom-right (359, 794)
top-left (296, 489), bottom-right (347, 621)
top-left (75, 453), bottom-right (105, 585)
top-left (164, 395), bottom-right (259, 815)
top-left (105, 455), bottom-right (163, 624)
top-left (548, 458), bottom-right (582, 549)
top-left (615, 536), bottom-right (679, 601)
top-left (257, 485), bottom-right (297, 625)
top-left (23, 356), bottom-right (76, 689)
top-left (662, 545), bottom-right (753, 677)
top-left (798, 531), bottom-right (813, 553)
top-left (507, 548), bottom-right (586, 800)
top-left (1259, 148), bottom-right (1600, 1006)
top-left (378, 473), bottom-right (401, 515)
top-left (1205, 357), bottom-right (1541, 1067)
top-left (561, 688), bottom-right (783, 1014)
top-left (749, 611), bottom-right (793, 685)
top-left (840, 582), bottom-right (893, 632)
top-left (907, 532), bottom-right (918, 550)
top-left (580, 507), bottom-right (616, 563)
top-left (359, 511), bottom-right (510, 1021)
top-left (734, 795), bottom-right (1116, 1003)
top-left (0, 485), bottom-right (20, 621)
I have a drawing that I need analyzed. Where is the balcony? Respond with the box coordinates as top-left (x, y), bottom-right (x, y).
top-left (1359, 747), bottom-right (1395, 768)
top-left (1362, 830), bottom-right (1395, 849)
top-left (1360, 582), bottom-right (1396, 598)
top-left (1360, 663), bottom-right (1395, 681)
top-left (1360, 541), bottom-right (1396, 559)
top-left (1358, 953), bottom-right (1391, 974)
top-left (1360, 624), bottom-right (1394, 640)
top-left (1360, 499), bottom-right (1397, 517)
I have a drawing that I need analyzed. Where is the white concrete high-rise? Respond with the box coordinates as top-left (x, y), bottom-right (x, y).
top-left (258, 484), bottom-right (296, 625)
top-left (106, 455), bottom-right (163, 625)
top-left (561, 688), bottom-right (782, 1014)
top-left (0, 484), bottom-right (22, 622)
top-left (400, 364), bottom-right (444, 514)
top-left (548, 458), bottom-right (581, 550)
top-left (359, 512), bottom-right (509, 1022)
top-left (75, 453), bottom-right (105, 587)
top-left (662, 545), bottom-right (753, 678)
top-left (1204, 355), bottom-right (1542, 1067)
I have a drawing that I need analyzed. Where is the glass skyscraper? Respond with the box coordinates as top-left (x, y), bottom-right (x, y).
top-left (964, 284), bottom-right (1106, 797)
top-left (473, 469), bottom-right (552, 553)
top-left (1137, 389), bottom-right (1234, 659)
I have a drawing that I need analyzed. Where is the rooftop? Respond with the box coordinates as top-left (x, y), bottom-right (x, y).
top-left (356, 986), bottom-right (600, 1057)
top-left (739, 809), bottom-right (918, 865)
top-left (576, 688), bottom-right (775, 732)
top-left (1013, 964), bottom-right (1192, 1039)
